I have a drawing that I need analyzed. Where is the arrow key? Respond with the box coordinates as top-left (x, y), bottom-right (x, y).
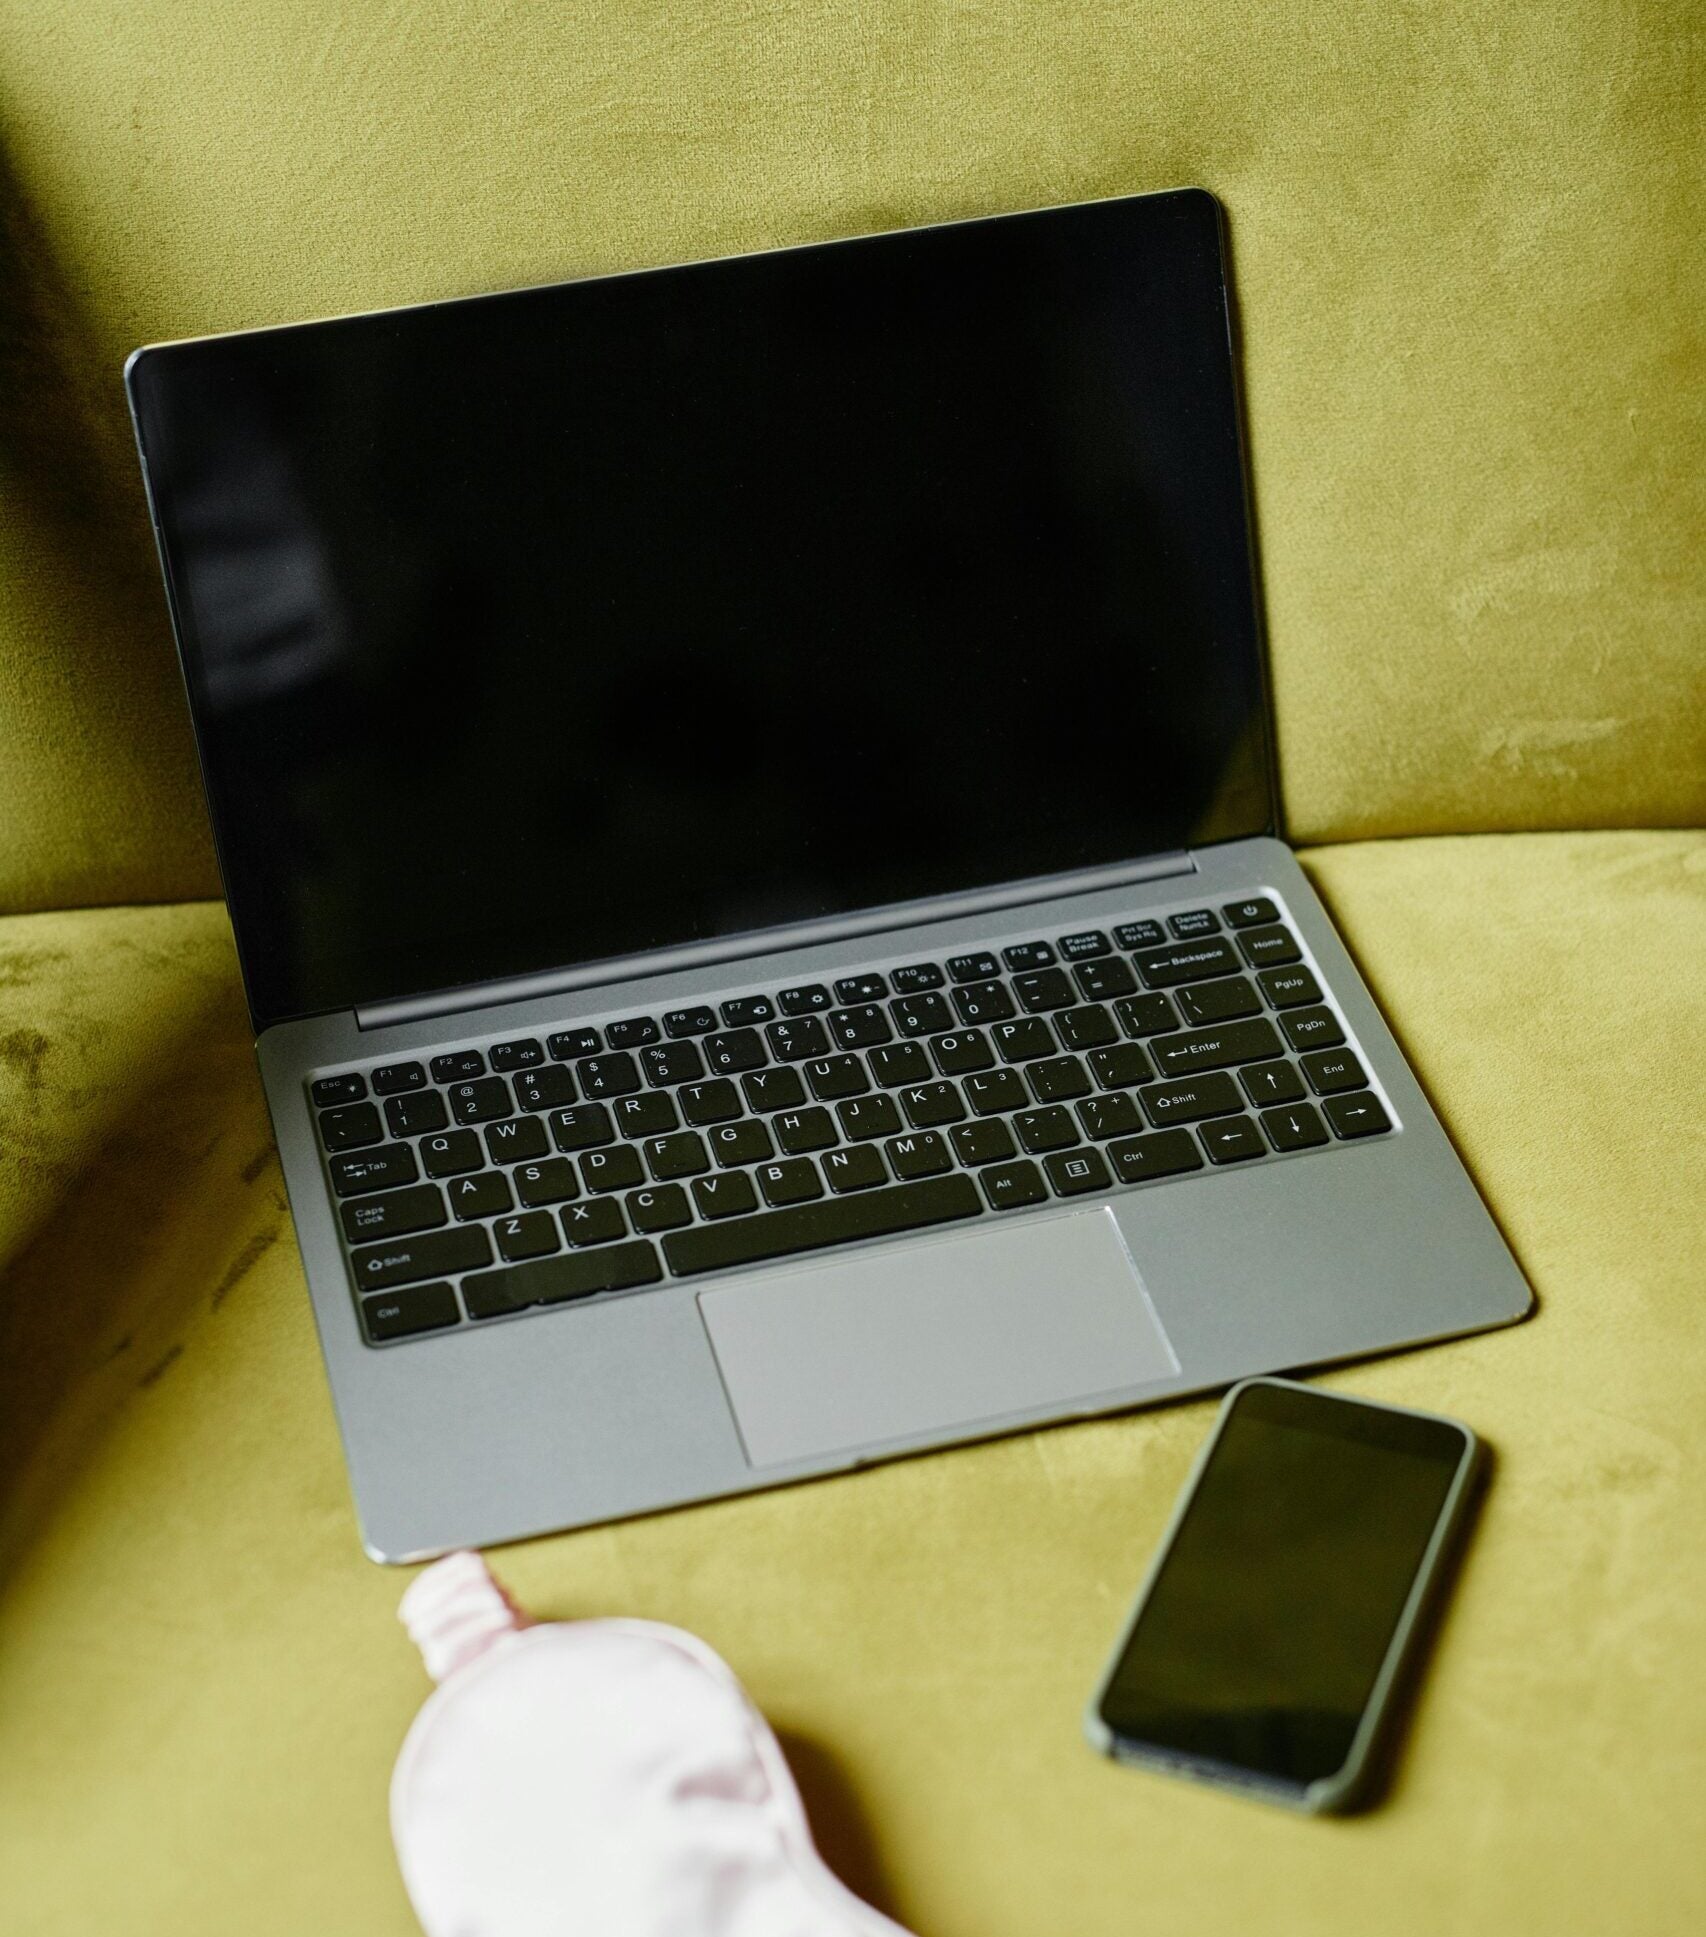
top-left (1259, 1102), bottom-right (1330, 1152)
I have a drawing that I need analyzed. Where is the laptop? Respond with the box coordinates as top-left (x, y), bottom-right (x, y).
top-left (126, 187), bottom-right (1532, 1562)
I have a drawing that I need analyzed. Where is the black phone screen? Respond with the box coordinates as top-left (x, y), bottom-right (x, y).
top-left (1096, 1382), bottom-right (1471, 1793)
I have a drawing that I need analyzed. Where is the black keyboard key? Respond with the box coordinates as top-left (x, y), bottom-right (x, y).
top-left (1140, 1072), bottom-right (1243, 1128)
top-left (952, 980), bottom-right (1015, 1026)
top-left (548, 1028), bottom-right (602, 1060)
top-left (1002, 940), bottom-right (1056, 971)
top-left (992, 1017), bottom-right (1056, 1062)
top-left (626, 1184), bottom-right (693, 1233)
top-left (1133, 938), bottom-right (1241, 987)
top-left (965, 1068), bottom-right (1028, 1115)
top-left (643, 1042), bottom-right (705, 1087)
top-left (887, 1129), bottom-right (953, 1178)
top-left (514, 1066), bottom-right (578, 1113)
top-left (950, 1119), bottom-right (1015, 1166)
top-left (890, 962), bottom-right (946, 993)
top-left (664, 1174), bottom-right (981, 1275)
top-left (312, 1072), bottom-right (367, 1108)
top-left (898, 1080), bottom-right (965, 1129)
top-left (341, 1183), bottom-right (447, 1245)
top-left (1236, 924), bottom-right (1302, 968)
top-left (1113, 919), bottom-right (1166, 949)
top-left (319, 1102), bottom-right (383, 1151)
top-left (448, 1078), bottom-right (513, 1125)
top-left (371, 1060), bottom-right (427, 1096)
top-left (1224, 896), bottom-right (1279, 929)
top-left (693, 1172), bottom-right (759, 1220)
top-left (385, 1090), bottom-right (449, 1138)
top-left (981, 1160), bottom-right (1046, 1211)
top-left (704, 1028), bottom-right (767, 1074)
top-left (869, 1042), bottom-right (933, 1087)
top-left (581, 1145), bottom-right (645, 1192)
top-left (1088, 1043), bottom-right (1154, 1090)
top-left (514, 1157), bottom-right (580, 1206)
top-left (447, 1171), bottom-right (513, 1220)
top-left (709, 1119), bottom-right (773, 1166)
top-left (578, 1052), bottom-right (642, 1099)
top-left (1323, 1091), bottom-right (1392, 1139)
top-left (1106, 1129), bottom-right (1204, 1185)
top-left (1175, 976), bottom-right (1262, 1027)
top-left (1258, 964), bottom-right (1323, 1010)
top-left (1114, 992), bottom-right (1179, 1037)
top-left (804, 1054), bottom-right (868, 1101)
top-left (1149, 1018), bottom-right (1284, 1080)
top-left (489, 1038), bottom-right (544, 1071)
top-left (775, 1106), bottom-right (837, 1154)
top-left (1077, 1093), bottom-right (1143, 1141)
top-left (606, 1018), bottom-right (661, 1049)
top-left (1278, 1006), bottom-right (1345, 1053)
top-left (613, 1093), bottom-right (680, 1138)
top-left (645, 1131), bottom-right (710, 1180)
top-left (484, 1117), bottom-right (549, 1163)
top-left (1014, 1105), bottom-right (1078, 1153)
top-left (743, 1067), bottom-right (806, 1113)
top-left (767, 1017), bottom-right (830, 1061)
top-left (1261, 1102), bottom-right (1330, 1152)
top-left (431, 1051), bottom-right (486, 1083)
top-left (1301, 1048), bottom-right (1369, 1096)
top-left (931, 1030), bottom-right (994, 1075)
top-left (1073, 958), bottom-right (1137, 1001)
top-left (664, 1006), bottom-right (718, 1039)
top-left (947, 951), bottom-right (1001, 984)
top-left (1045, 1147), bottom-right (1114, 1197)
top-left (420, 1131), bottom-right (484, 1178)
top-left (463, 1240), bottom-right (660, 1316)
top-left (1241, 1060), bottom-right (1306, 1106)
top-left (1013, 968), bottom-right (1076, 1013)
top-left (838, 1094), bottom-right (903, 1140)
top-left (720, 995), bottom-right (776, 1026)
top-left (361, 1281), bottom-right (460, 1343)
top-left (823, 1145), bottom-right (887, 1194)
top-left (1168, 908), bottom-right (1220, 939)
top-left (834, 973), bottom-right (888, 1004)
top-left (551, 1103), bottom-right (615, 1151)
top-left (561, 1197), bottom-right (627, 1246)
top-left (828, 1003), bottom-right (891, 1049)
top-left (778, 983), bottom-right (832, 1015)
top-left (1028, 1055), bottom-right (1091, 1103)
top-left (758, 1157), bottom-right (823, 1206)
top-left (1201, 1114), bottom-right (1266, 1165)
top-left (891, 992), bottom-right (955, 1038)
top-left (1058, 930), bottom-right (1111, 961)
top-left (495, 1210), bottom-right (560, 1261)
top-left (680, 1078), bottom-right (742, 1126)
top-left (350, 1224), bottom-right (491, 1293)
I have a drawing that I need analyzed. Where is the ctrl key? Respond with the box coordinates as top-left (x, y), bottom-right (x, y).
top-left (360, 1281), bottom-right (461, 1344)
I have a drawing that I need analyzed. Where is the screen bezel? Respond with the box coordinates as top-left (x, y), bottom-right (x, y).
top-left (126, 188), bottom-right (1280, 1035)
top-left (1089, 1378), bottom-right (1478, 1811)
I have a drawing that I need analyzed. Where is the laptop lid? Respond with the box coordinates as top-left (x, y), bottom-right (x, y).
top-left (127, 187), bottom-right (1272, 1035)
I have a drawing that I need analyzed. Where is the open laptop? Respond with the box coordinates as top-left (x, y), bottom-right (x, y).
top-left (126, 187), bottom-right (1531, 1562)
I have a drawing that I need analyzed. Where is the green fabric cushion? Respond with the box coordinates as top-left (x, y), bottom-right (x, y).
top-left (2, 830), bottom-right (1701, 1934)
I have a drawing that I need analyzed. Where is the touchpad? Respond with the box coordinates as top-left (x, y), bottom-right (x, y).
top-left (698, 1209), bottom-right (1178, 1469)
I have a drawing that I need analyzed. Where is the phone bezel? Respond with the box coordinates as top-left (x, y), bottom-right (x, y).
top-left (1084, 1375), bottom-right (1482, 1813)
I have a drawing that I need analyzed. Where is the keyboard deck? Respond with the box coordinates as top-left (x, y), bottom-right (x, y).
top-left (306, 896), bottom-right (1394, 1346)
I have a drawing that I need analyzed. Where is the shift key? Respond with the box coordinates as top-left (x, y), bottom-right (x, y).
top-left (349, 1224), bottom-right (491, 1293)
top-left (1139, 1071), bottom-right (1243, 1128)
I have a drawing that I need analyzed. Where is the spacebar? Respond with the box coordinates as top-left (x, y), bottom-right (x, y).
top-left (663, 1176), bottom-right (982, 1277)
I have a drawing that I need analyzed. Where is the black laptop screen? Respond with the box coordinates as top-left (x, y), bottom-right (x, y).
top-left (129, 189), bottom-right (1272, 1030)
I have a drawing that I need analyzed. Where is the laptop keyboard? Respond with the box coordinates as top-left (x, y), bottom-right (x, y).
top-left (307, 897), bottom-right (1394, 1346)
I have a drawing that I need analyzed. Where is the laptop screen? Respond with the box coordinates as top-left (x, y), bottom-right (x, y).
top-left (130, 189), bottom-right (1272, 1031)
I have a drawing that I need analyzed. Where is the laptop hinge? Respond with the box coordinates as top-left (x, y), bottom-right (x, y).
top-left (355, 851), bottom-right (1197, 1032)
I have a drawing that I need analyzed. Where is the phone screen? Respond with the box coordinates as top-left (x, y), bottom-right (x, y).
top-left (1095, 1382), bottom-right (1472, 1796)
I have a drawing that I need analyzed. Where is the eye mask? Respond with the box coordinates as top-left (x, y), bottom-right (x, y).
top-left (392, 1550), bottom-right (917, 1937)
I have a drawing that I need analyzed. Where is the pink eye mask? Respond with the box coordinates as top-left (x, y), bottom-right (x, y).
top-left (392, 1551), bottom-right (917, 1937)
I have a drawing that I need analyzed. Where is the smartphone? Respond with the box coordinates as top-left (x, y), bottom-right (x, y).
top-left (1086, 1376), bottom-right (1482, 1812)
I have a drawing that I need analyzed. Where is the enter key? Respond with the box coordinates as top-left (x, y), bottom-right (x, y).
top-left (1149, 1017), bottom-right (1283, 1079)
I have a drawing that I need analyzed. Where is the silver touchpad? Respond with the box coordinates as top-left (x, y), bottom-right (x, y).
top-left (697, 1208), bottom-right (1179, 1468)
